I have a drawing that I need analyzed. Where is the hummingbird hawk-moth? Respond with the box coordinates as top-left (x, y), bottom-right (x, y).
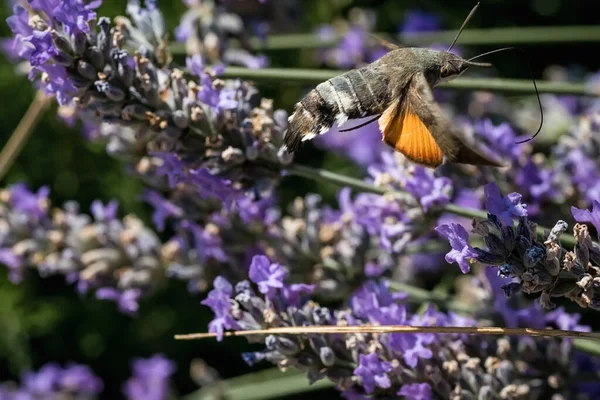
top-left (282, 3), bottom-right (510, 169)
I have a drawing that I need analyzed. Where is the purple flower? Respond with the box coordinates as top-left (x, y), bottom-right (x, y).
top-left (52, 0), bottom-right (101, 35)
top-left (0, 248), bottom-right (24, 283)
top-left (91, 200), bottom-right (119, 222)
top-left (59, 364), bottom-right (103, 394)
top-left (476, 120), bottom-right (522, 161)
top-left (546, 307), bottom-right (591, 332)
top-left (182, 220), bottom-right (228, 263)
top-left (22, 363), bottom-right (62, 394)
top-left (405, 166), bottom-right (452, 211)
top-left (484, 182), bottom-right (527, 226)
top-left (248, 255), bottom-right (287, 299)
top-left (281, 283), bottom-right (315, 308)
top-left (400, 10), bottom-right (441, 34)
top-left (435, 223), bottom-right (477, 273)
top-left (353, 353), bottom-right (392, 394)
top-left (398, 383), bottom-right (432, 400)
top-left (515, 159), bottom-right (558, 205)
top-left (34, 63), bottom-right (77, 105)
top-left (96, 288), bottom-right (141, 315)
top-left (572, 200), bottom-right (600, 238)
top-left (8, 183), bottom-right (49, 220)
top-left (142, 190), bottom-right (184, 232)
top-left (186, 54), bottom-right (205, 77)
top-left (150, 152), bottom-right (185, 189)
top-left (315, 121), bottom-right (385, 166)
top-left (201, 276), bottom-right (239, 340)
top-left (123, 354), bottom-right (175, 400)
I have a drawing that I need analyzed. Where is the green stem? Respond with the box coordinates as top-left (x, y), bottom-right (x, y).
top-left (169, 26), bottom-right (600, 53)
top-left (286, 164), bottom-right (577, 247)
top-left (182, 368), bottom-right (334, 400)
top-left (218, 67), bottom-right (590, 96)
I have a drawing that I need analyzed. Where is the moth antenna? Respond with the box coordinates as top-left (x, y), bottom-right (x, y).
top-left (447, 2), bottom-right (480, 52)
top-left (468, 47), bottom-right (544, 144)
top-left (369, 33), bottom-right (402, 51)
top-left (339, 115), bottom-right (380, 132)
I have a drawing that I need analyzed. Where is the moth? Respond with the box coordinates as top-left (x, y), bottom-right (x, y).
top-left (283, 3), bottom-right (510, 169)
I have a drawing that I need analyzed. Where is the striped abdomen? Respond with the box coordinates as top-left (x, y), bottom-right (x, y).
top-left (283, 63), bottom-right (389, 152)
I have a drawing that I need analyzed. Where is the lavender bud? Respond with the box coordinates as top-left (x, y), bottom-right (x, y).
top-left (51, 31), bottom-right (73, 54)
top-left (72, 31), bottom-right (88, 55)
top-left (52, 51), bottom-right (75, 66)
top-left (85, 46), bottom-right (105, 71)
top-left (95, 81), bottom-right (126, 102)
top-left (77, 60), bottom-right (98, 81)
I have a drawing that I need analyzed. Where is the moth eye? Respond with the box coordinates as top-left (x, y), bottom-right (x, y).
top-left (440, 65), bottom-right (452, 78)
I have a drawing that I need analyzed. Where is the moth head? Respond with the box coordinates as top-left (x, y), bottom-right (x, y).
top-left (438, 52), bottom-right (492, 84)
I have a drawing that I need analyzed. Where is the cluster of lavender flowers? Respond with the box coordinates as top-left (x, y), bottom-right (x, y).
top-left (0, 182), bottom-right (206, 314)
top-left (0, 362), bottom-right (102, 399)
top-left (202, 254), bottom-right (597, 399)
top-left (6, 0), bottom-right (291, 196)
top-left (0, 354), bottom-right (175, 400)
top-left (437, 182), bottom-right (600, 310)
top-left (4, 0), bottom-right (600, 398)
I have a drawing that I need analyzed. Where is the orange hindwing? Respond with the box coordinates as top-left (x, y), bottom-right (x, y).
top-left (378, 101), bottom-right (444, 168)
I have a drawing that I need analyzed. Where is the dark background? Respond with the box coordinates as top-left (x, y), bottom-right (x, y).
top-left (0, 0), bottom-right (599, 398)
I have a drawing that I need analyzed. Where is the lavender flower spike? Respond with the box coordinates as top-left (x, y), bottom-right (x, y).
top-left (0, 183), bottom-right (204, 314)
top-left (203, 256), bottom-right (592, 398)
top-left (462, 184), bottom-right (600, 310)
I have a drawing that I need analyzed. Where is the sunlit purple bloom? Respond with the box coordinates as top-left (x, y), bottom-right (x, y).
top-left (52, 0), bottom-right (101, 35)
top-left (398, 383), bottom-right (432, 400)
top-left (484, 182), bottom-right (527, 226)
top-left (201, 276), bottom-right (239, 340)
top-left (572, 200), bottom-right (600, 237)
top-left (405, 167), bottom-right (452, 211)
top-left (353, 353), bottom-right (392, 394)
top-left (249, 255), bottom-right (287, 299)
top-left (435, 223), bottom-right (477, 273)
top-left (123, 354), bottom-right (175, 400)
top-left (33, 63), bottom-right (77, 105)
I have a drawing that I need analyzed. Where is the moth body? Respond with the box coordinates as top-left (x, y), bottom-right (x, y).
top-left (283, 47), bottom-right (504, 169)
top-left (284, 58), bottom-right (391, 151)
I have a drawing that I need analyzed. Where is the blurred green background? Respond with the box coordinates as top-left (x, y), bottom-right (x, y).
top-left (0, 0), bottom-right (599, 398)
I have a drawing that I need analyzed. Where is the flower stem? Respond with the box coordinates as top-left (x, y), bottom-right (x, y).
top-left (169, 26), bottom-right (600, 53)
top-left (0, 92), bottom-right (51, 181)
top-left (286, 164), bottom-right (577, 247)
top-left (218, 67), bottom-right (590, 96)
top-left (181, 368), bottom-right (333, 400)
